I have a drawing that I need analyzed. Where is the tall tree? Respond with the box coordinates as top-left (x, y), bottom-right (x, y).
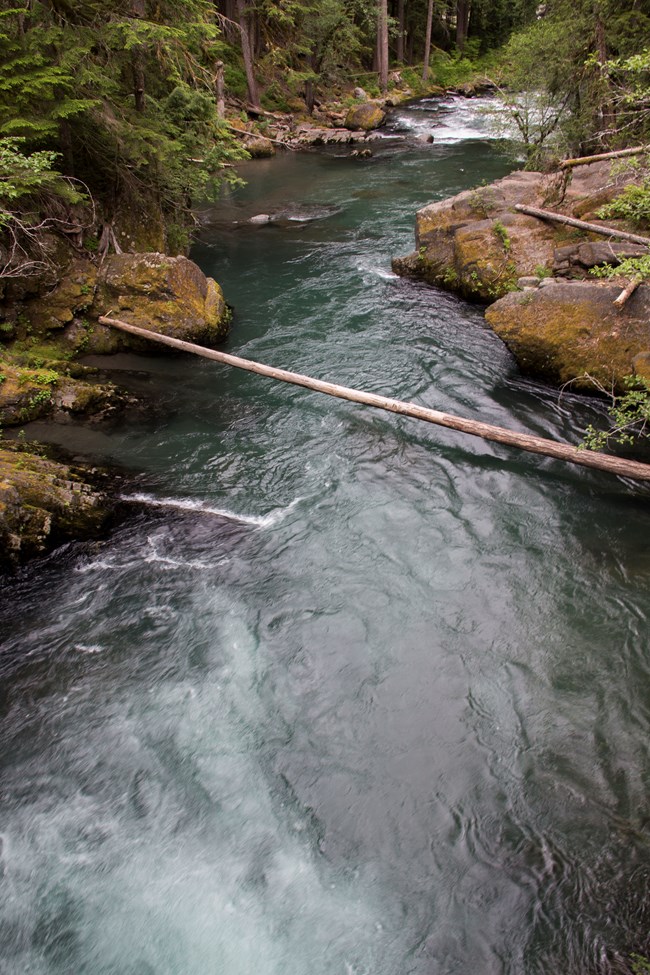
top-left (396, 0), bottom-right (406, 62)
top-left (456, 0), bottom-right (470, 51)
top-left (236, 0), bottom-right (261, 109)
top-left (378, 0), bottom-right (389, 91)
top-left (422, 0), bottom-right (434, 80)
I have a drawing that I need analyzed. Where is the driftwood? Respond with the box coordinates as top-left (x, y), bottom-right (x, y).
top-left (227, 123), bottom-right (293, 150)
top-left (99, 315), bottom-right (650, 482)
top-left (560, 146), bottom-right (647, 169)
top-left (613, 275), bottom-right (642, 307)
top-left (514, 203), bottom-right (650, 247)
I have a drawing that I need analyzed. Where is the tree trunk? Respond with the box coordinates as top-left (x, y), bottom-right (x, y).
top-left (396, 0), bottom-right (405, 63)
top-left (132, 52), bottom-right (146, 112)
top-left (613, 276), bottom-right (641, 307)
top-left (422, 0), bottom-right (434, 82)
top-left (236, 0), bottom-right (260, 110)
top-left (594, 12), bottom-right (615, 140)
top-left (59, 119), bottom-right (75, 177)
top-left (514, 204), bottom-right (650, 246)
top-left (456, 0), bottom-right (469, 52)
top-left (377, 0), bottom-right (389, 92)
top-left (214, 60), bottom-right (225, 118)
top-left (131, 0), bottom-right (146, 113)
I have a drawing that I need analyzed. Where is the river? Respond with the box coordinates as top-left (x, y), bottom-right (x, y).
top-left (2, 97), bottom-right (650, 975)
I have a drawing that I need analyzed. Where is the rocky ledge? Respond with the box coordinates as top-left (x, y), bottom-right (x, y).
top-left (0, 445), bottom-right (113, 571)
top-left (393, 159), bottom-right (650, 390)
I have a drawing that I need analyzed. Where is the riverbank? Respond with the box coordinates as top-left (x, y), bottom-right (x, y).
top-left (0, 84), bottom-right (497, 570)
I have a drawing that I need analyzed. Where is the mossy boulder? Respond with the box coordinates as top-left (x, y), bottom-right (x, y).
top-left (88, 253), bottom-right (230, 353)
top-left (246, 136), bottom-right (275, 158)
top-left (485, 281), bottom-right (650, 389)
top-left (113, 197), bottom-right (166, 253)
top-left (0, 446), bottom-right (112, 571)
top-left (0, 361), bottom-right (125, 427)
top-left (344, 102), bottom-right (386, 131)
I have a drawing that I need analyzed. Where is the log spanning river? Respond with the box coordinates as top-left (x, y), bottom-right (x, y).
top-left (2, 97), bottom-right (650, 975)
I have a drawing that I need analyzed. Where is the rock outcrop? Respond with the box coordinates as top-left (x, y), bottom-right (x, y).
top-left (0, 446), bottom-right (112, 571)
top-left (394, 159), bottom-right (650, 389)
top-left (88, 253), bottom-right (230, 353)
top-left (0, 252), bottom-right (230, 427)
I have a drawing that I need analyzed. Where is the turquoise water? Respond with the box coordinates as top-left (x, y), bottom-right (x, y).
top-left (2, 98), bottom-right (650, 975)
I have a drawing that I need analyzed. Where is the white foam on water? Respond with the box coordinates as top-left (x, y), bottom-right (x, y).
top-left (120, 492), bottom-right (304, 528)
top-left (357, 263), bottom-right (400, 281)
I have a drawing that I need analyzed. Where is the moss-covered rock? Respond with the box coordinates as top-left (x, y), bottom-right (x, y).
top-left (393, 172), bottom-right (558, 301)
top-left (344, 102), bottom-right (386, 131)
top-left (485, 282), bottom-right (650, 388)
top-left (0, 446), bottom-right (112, 571)
top-left (0, 359), bottom-right (125, 427)
top-left (245, 136), bottom-right (276, 158)
top-left (18, 260), bottom-right (97, 334)
top-left (88, 253), bottom-right (230, 353)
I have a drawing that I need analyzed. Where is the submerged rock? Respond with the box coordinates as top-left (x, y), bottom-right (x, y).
top-left (344, 102), bottom-right (386, 131)
top-left (0, 446), bottom-right (112, 571)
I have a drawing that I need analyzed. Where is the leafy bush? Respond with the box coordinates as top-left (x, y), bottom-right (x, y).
top-left (582, 375), bottom-right (650, 449)
top-left (597, 181), bottom-right (650, 228)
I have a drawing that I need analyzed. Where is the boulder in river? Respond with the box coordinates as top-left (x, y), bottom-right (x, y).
top-left (245, 136), bottom-right (275, 158)
top-left (87, 253), bottom-right (231, 353)
top-left (344, 102), bottom-right (386, 131)
top-left (394, 170), bottom-right (555, 301)
top-left (485, 281), bottom-right (650, 389)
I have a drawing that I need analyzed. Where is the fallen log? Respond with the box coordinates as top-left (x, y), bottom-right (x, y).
top-left (514, 203), bottom-right (650, 247)
top-left (559, 146), bottom-right (647, 168)
top-left (99, 315), bottom-right (650, 483)
top-left (613, 275), bottom-right (642, 308)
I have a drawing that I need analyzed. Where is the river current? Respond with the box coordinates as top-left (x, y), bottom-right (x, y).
top-left (2, 97), bottom-right (650, 975)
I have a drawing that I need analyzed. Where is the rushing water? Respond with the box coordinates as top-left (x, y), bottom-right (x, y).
top-left (2, 98), bottom-right (650, 975)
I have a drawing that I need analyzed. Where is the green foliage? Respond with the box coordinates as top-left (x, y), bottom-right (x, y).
top-left (0, 0), bottom-right (247, 249)
top-left (597, 181), bottom-right (650, 228)
top-left (590, 254), bottom-right (650, 281)
top-left (630, 953), bottom-right (650, 975)
top-left (469, 186), bottom-right (498, 216)
top-left (582, 375), bottom-right (650, 449)
top-left (492, 219), bottom-right (511, 251)
top-left (0, 138), bottom-right (82, 208)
